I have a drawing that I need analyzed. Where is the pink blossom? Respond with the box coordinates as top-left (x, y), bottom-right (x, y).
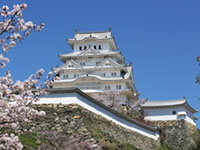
top-left (25, 21), bottom-right (34, 28)
top-left (2, 5), bottom-right (9, 11)
top-left (4, 58), bottom-right (10, 63)
top-left (0, 3), bottom-right (47, 149)
top-left (10, 41), bottom-right (16, 47)
top-left (0, 55), bottom-right (4, 61)
top-left (20, 3), bottom-right (27, 10)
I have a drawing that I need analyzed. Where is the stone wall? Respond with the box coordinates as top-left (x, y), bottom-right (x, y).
top-left (152, 120), bottom-right (199, 150)
top-left (19, 104), bottom-right (160, 150)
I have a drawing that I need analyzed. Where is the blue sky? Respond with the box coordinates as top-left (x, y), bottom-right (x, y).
top-left (1, 0), bottom-right (200, 127)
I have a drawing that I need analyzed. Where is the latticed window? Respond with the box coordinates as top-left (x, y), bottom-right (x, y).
top-left (63, 74), bottom-right (68, 79)
top-left (111, 72), bottom-right (117, 76)
top-left (80, 62), bottom-right (85, 66)
top-left (116, 85), bottom-right (121, 90)
top-left (96, 61), bottom-right (101, 65)
top-left (106, 63), bottom-right (111, 66)
top-left (105, 85), bottom-right (110, 90)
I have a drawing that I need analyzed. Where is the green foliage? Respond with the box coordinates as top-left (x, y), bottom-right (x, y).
top-left (121, 143), bottom-right (139, 150)
top-left (19, 133), bottom-right (39, 150)
top-left (84, 118), bottom-right (140, 150)
top-left (156, 145), bottom-right (170, 150)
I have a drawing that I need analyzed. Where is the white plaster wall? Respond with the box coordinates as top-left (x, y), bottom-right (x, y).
top-left (102, 83), bottom-right (126, 91)
top-left (36, 93), bottom-right (159, 140)
top-left (73, 41), bottom-right (112, 52)
top-left (185, 116), bottom-right (196, 126)
top-left (144, 107), bottom-right (185, 116)
top-left (54, 80), bottom-right (128, 93)
top-left (76, 58), bottom-right (103, 66)
top-left (61, 69), bottom-right (122, 79)
top-left (143, 107), bottom-right (196, 126)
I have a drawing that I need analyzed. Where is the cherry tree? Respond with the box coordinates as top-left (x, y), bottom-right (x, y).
top-left (40, 132), bottom-right (94, 150)
top-left (90, 91), bottom-right (122, 110)
top-left (130, 98), bottom-right (148, 111)
top-left (0, 3), bottom-right (50, 150)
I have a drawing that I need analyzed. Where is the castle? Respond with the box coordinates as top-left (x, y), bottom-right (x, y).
top-left (51, 29), bottom-right (197, 126)
top-left (52, 29), bottom-right (138, 106)
top-left (37, 29), bottom-right (198, 150)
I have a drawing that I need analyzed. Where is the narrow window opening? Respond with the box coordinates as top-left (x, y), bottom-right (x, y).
top-left (105, 85), bottom-right (110, 90)
top-left (96, 61), bottom-right (101, 65)
top-left (84, 46), bottom-right (87, 50)
top-left (116, 85), bottom-right (121, 90)
top-left (94, 45), bottom-right (96, 49)
top-left (64, 75), bottom-right (68, 79)
top-left (99, 45), bottom-right (102, 49)
top-left (172, 111), bottom-right (177, 115)
top-left (111, 72), bottom-right (117, 76)
top-left (79, 46), bottom-right (82, 51)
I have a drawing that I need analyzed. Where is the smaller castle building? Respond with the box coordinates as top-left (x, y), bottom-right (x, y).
top-left (141, 98), bottom-right (198, 126)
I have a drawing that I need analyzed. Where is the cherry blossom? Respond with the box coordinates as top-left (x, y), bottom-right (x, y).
top-left (0, 3), bottom-right (45, 68)
top-left (0, 69), bottom-right (54, 150)
top-left (0, 3), bottom-right (48, 150)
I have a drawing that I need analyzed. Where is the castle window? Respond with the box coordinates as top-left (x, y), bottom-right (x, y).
top-left (102, 73), bottom-right (106, 77)
top-left (96, 61), bottom-right (100, 65)
top-left (116, 85), bottom-right (121, 90)
top-left (111, 72), bottom-right (117, 76)
top-left (172, 111), bottom-right (177, 115)
top-left (74, 74), bottom-right (77, 78)
top-left (99, 45), bottom-right (102, 49)
top-left (84, 46), bottom-right (87, 50)
top-left (94, 45), bottom-right (96, 49)
top-left (64, 74), bottom-right (68, 79)
top-left (80, 62), bottom-right (85, 66)
top-left (79, 46), bottom-right (82, 51)
top-left (106, 63), bottom-right (111, 66)
top-left (105, 85), bottom-right (110, 90)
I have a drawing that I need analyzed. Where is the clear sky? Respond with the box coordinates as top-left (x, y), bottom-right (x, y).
top-left (1, 0), bottom-right (200, 127)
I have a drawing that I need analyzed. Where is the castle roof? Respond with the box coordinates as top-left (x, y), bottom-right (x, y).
top-left (141, 99), bottom-right (198, 113)
top-left (67, 30), bottom-right (118, 50)
top-left (59, 49), bottom-right (120, 58)
top-left (58, 49), bottom-right (123, 63)
top-left (73, 30), bottom-right (112, 40)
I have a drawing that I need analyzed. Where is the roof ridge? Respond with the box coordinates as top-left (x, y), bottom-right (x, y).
top-left (147, 99), bottom-right (185, 102)
top-left (76, 30), bottom-right (110, 34)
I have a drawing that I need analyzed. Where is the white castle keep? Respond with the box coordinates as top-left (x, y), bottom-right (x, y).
top-left (53, 29), bottom-right (138, 106)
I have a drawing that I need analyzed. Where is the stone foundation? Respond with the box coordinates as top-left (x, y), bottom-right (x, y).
top-left (19, 104), bottom-right (160, 150)
top-left (152, 120), bottom-right (199, 150)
